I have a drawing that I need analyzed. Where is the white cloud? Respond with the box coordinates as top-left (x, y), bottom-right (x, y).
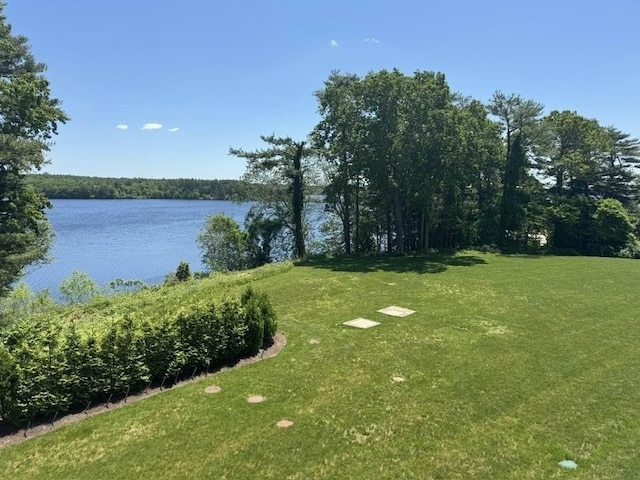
top-left (116, 124), bottom-right (128, 130)
top-left (329, 39), bottom-right (339, 47)
top-left (364, 38), bottom-right (380, 44)
top-left (166, 127), bottom-right (180, 133)
top-left (141, 122), bottom-right (163, 130)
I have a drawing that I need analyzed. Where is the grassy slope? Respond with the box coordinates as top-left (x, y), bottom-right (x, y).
top-left (2, 253), bottom-right (640, 479)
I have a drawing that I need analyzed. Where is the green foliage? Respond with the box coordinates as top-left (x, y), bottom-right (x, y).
top-left (0, 286), bottom-right (277, 426)
top-left (231, 135), bottom-right (311, 259)
top-left (548, 195), bottom-right (597, 254)
top-left (240, 287), bottom-right (277, 354)
top-left (311, 71), bottom-right (639, 257)
top-left (537, 110), bottom-right (609, 196)
top-left (594, 198), bottom-right (633, 255)
top-left (0, 344), bottom-right (18, 424)
top-left (105, 278), bottom-right (146, 294)
top-left (313, 69), bottom-right (506, 253)
top-left (0, 4), bottom-right (68, 297)
top-left (617, 234), bottom-right (640, 259)
top-left (0, 283), bottom-right (54, 328)
top-left (26, 174), bottom-right (258, 200)
top-left (547, 197), bottom-right (633, 256)
top-left (499, 135), bottom-right (528, 248)
top-left (197, 214), bottom-right (249, 272)
top-left (59, 270), bottom-right (100, 305)
top-left (244, 206), bottom-right (284, 266)
top-left (175, 261), bottom-right (191, 282)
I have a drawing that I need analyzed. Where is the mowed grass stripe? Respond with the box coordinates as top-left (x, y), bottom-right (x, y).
top-left (2, 253), bottom-right (640, 479)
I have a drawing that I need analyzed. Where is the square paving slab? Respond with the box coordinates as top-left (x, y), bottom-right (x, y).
top-left (343, 318), bottom-right (381, 329)
top-left (377, 305), bottom-right (416, 317)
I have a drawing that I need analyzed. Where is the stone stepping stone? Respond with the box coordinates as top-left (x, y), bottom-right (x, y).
top-left (204, 385), bottom-right (221, 394)
top-left (247, 395), bottom-right (265, 404)
top-left (558, 460), bottom-right (577, 470)
top-left (276, 419), bottom-right (294, 428)
top-left (392, 376), bottom-right (406, 383)
top-left (343, 318), bottom-right (380, 329)
top-left (309, 338), bottom-right (321, 344)
top-left (377, 305), bottom-right (416, 317)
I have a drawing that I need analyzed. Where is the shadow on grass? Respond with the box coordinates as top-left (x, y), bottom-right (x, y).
top-left (499, 254), bottom-right (544, 259)
top-left (299, 252), bottom-right (487, 274)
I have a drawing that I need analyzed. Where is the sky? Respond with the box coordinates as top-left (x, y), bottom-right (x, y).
top-left (5, 0), bottom-right (640, 180)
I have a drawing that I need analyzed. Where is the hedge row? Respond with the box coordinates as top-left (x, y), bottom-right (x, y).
top-left (0, 287), bottom-right (277, 427)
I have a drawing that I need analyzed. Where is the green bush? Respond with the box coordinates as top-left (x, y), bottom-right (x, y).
top-left (617, 234), bottom-right (640, 259)
top-left (175, 261), bottom-right (191, 282)
top-left (0, 287), bottom-right (277, 427)
top-left (595, 198), bottom-right (633, 255)
top-left (241, 287), bottom-right (266, 356)
top-left (0, 345), bottom-right (18, 424)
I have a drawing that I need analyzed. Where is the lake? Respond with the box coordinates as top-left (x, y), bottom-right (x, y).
top-left (24, 199), bottom-right (253, 293)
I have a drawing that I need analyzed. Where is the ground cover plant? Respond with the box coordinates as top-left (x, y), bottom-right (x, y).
top-left (2, 253), bottom-right (640, 479)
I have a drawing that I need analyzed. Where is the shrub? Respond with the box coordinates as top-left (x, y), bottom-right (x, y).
top-left (0, 287), bottom-right (277, 427)
top-left (617, 234), bottom-right (640, 259)
top-left (175, 261), bottom-right (191, 282)
top-left (59, 270), bottom-right (100, 305)
top-left (241, 287), bottom-right (266, 356)
top-left (595, 198), bottom-right (633, 255)
top-left (0, 345), bottom-right (18, 424)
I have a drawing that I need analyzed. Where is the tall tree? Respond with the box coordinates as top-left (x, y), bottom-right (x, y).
top-left (499, 134), bottom-right (527, 246)
top-left (230, 135), bottom-right (309, 259)
top-left (313, 71), bottom-right (362, 254)
top-left (359, 69), bottom-right (410, 253)
top-left (594, 127), bottom-right (640, 206)
top-left (488, 91), bottom-right (544, 246)
top-left (537, 110), bottom-right (606, 196)
top-left (0, 3), bottom-right (68, 296)
top-left (403, 71), bottom-right (454, 250)
top-left (488, 91), bottom-right (543, 164)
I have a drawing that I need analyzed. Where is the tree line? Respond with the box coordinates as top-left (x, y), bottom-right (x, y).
top-left (312, 71), bottom-right (640, 255)
top-left (26, 174), bottom-right (258, 200)
top-left (206, 69), bottom-right (640, 268)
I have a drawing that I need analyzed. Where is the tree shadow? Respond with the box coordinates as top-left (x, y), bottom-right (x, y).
top-left (499, 254), bottom-right (544, 259)
top-left (299, 252), bottom-right (487, 274)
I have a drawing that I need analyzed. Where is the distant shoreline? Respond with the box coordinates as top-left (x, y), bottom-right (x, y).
top-left (27, 174), bottom-right (323, 200)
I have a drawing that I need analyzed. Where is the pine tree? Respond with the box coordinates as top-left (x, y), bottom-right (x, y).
top-left (0, 3), bottom-right (68, 296)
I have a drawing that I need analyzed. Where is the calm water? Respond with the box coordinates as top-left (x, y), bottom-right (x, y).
top-left (25, 199), bottom-right (252, 293)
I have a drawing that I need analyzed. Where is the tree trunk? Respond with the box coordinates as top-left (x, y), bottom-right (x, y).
top-left (354, 176), bottom-right (360, 253)
top-left (292, 143), bottom-right (305, 258)
top-left (386, 208), bottom-right (392, 253)
top-left (342, 153), bottom-right (351, 254)
top-left (419, 207), bottom-right (429, 252)
top-left (425, 213), bottom-right (430, 250)
top-left (393, 190), bottom-right (404, 254)
top-left (556, 168), bottom-right (564, 196)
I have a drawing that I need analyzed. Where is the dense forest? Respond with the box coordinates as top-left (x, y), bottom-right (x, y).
top-left (219, 69), bottom-right (640, 263)
top-left (26, 174), bottom-right (256, 200)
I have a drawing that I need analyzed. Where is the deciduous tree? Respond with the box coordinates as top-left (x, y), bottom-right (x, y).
top-left (197, 214), bottom-right (247, 272)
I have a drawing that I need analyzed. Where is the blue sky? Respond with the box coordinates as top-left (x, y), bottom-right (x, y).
top-left (6, 0), bottom-right (640, 179)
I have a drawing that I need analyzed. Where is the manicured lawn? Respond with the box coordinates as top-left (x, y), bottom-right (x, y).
top-left (2, 253), bottom-right (640, 479)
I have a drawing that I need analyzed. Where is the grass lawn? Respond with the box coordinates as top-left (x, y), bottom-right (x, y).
top-left (2, 253), bottom-right (640, 479)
